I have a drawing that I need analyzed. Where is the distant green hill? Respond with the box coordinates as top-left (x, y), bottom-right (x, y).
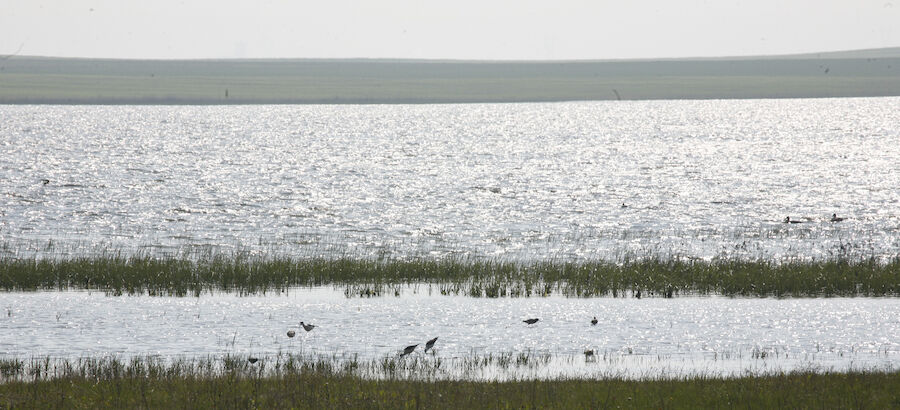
top-left (1, 48), bottom-right (898, 104)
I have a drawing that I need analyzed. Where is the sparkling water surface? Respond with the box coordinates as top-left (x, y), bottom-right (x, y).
top-left (2, 98), bottom-right (899, 260)
top-left (3, 99), bottom-right (900, 379)
top-left (3, 289), bottom-right (899, 379)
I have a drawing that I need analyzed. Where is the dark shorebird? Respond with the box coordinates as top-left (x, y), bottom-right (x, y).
top-left (830, 213), bottom-right (845, 222)
top-left (591, 316), bottom-right (598, 325)
top-left (523, 318), bottom-right (539, 325)
top-left (783, 216), bottom-right (802, 224)
top-left (287, 330), bottom-right (296, 338)
top-left (248, 357), bottom-right (259, 364)
top-left (300, 321), bottom-right (315, 332)
top-left (425, 337), bottom-right (438, 353)
top-left (400, 344), bottom-right (419, 356)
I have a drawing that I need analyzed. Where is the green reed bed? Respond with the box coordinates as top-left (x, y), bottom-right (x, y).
top-left (2, 254), bottom-right (899, 297)
top-left (1, 355), bottom-right (898, 408)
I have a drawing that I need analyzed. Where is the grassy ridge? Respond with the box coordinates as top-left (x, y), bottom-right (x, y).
top-left (1, 355), bottom-right (898, 408)
top-left (2, 255), bottom-right (899, 297)
top-left (2, 52), bottom-right (899, 104)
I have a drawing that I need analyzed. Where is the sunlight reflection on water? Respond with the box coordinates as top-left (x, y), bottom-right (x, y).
top-left (2, 288), bottom-right (899, 379)
top-left (1, 98), bottom-right (900, 262)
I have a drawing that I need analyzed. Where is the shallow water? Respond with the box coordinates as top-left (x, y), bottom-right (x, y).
top-left (2, 289), bottom-right (899, 379)
top-left (2, 98), bottom-right (900, 261)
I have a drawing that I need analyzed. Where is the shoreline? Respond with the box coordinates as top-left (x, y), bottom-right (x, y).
top-left (1, 356), bottom-right (898, 407)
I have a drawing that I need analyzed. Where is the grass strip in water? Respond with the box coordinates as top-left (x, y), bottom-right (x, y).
top-left (0, 355), bottom-right (898, 408)
top-left (1, 254), bottom-right (899, 297)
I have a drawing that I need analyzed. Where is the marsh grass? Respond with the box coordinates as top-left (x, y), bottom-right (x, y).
top-left (1, 355), bottom-right (899, 408)
top-left (2, 251), bottom-right (899, 297)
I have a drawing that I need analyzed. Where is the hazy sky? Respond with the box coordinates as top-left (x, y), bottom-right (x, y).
top-left (2, 0), bottom-right (899, 60)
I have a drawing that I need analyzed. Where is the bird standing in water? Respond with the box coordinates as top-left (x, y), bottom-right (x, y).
top-left (425, 337), bottom-right (438, 353)
top-left (400, 344), bottom-right (419, 356)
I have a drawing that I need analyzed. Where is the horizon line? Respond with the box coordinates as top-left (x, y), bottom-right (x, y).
top-left (7, 46), bottom-right (900, 64)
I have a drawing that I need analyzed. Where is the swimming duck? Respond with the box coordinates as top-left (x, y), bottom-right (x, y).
top-left (523, 318), bottom-right (539, 325)
top-left (830, 214), bottom-right (845, 222)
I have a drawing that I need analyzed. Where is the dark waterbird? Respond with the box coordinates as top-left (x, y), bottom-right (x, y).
top-left (287, 330), bottom-right (296, 338)
top-left (300, 321), bottom-right (315, 332)
top-left (400, 344), bottom-right (419, 356)
top-left (247, 357), bottom-right (259, 364)
top-left (783, 216), bottom-right (803, 224)
top-left (591, 316), bottom-right (598, 325)
top-left (831, 213), bottom-right (845, 222)
top-left (523, 318), bottom-right (539, 325)
top-left (425, 337), bottom-right (438, 352)
top-left (41, 179), bottom-right (50, 185)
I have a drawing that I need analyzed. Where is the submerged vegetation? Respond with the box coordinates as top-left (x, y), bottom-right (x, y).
top-left (1, 253), bottom-right (899, 297)
top-left (0, 355), bottom-right (898, 408)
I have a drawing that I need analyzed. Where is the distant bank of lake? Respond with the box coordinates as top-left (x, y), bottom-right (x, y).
top-left (1, 47), bottom-right (899, 104)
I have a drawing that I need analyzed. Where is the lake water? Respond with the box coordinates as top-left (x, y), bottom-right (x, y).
top-left (3, 289), bottom-right (899, 379)
top-left (3, 99), bottom-right (900, 379)
top-left (2, 98), bottom-right (900, 261)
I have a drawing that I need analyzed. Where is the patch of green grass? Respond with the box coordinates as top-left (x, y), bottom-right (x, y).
top-left (1, 253), bottom-right (899, 297)
top-left (0, 355), bottom-right (898, 408)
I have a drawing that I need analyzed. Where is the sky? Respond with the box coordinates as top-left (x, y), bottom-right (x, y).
top-left (2, 0), bottom-right (899, 60)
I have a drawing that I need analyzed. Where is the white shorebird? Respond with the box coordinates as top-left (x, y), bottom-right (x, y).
top-left (591, 316), bottom-right (598, 325)
top-left (523, 318), bottom-right (539, 325)
top-left (425, 337), bottom-right (438, 353)
top-left (300, 321), bottom-right (315, 332)
top-left (400, 344), bottom-right (419, 357)
top-left (287, 330), bottom-right (296, 338)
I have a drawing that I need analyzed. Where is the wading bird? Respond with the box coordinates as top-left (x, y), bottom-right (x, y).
top-left (591, 316), bottom-right (598, 325)
top-left (831, 213), bottom-right (845, 222)
top-left (300, 321), bottom-right (315, 332)
top-left (523, 318), bottom-right (539, 325)
top-left (400, 344), bottom-right (419, 356)
top-left (425, 337), bottom-right (438, 353)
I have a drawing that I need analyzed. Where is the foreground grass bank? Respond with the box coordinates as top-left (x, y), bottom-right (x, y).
top-left (2, 255), bottom-right (899, 297)
top-left (1, 356), bottom-right (898, 408)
